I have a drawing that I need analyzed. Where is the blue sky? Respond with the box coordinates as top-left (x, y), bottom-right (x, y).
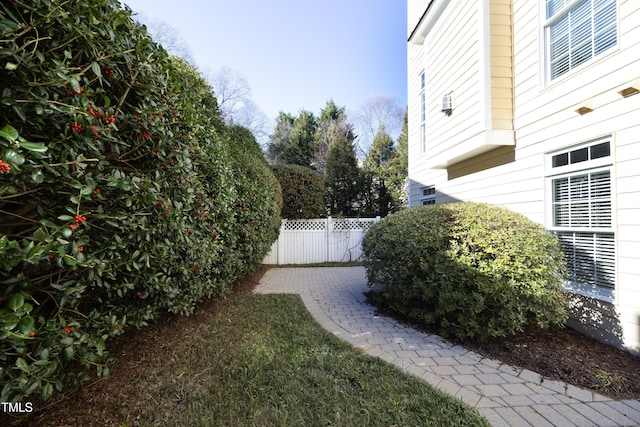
top-left (121, 0), bottom-right (407, 124)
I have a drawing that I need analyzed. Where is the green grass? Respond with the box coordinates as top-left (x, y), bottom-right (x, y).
top-left (127, 293), bottom-right (489, 426)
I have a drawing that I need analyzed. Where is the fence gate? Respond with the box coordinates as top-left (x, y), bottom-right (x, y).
top-left (262, 217), bottom-right (380, 265)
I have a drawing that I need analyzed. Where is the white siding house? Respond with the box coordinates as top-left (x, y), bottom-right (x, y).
top-left (408, 0), bottom-right (640, 354)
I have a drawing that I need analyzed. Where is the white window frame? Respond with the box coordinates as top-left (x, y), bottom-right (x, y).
top-left (545, 137), bottom-right (616, 302)
top-left (542, 0), bottom-right (618, 84)
top-left (419, 70), bottom-right (426, 153)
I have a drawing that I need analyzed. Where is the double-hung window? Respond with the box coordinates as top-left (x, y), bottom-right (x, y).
top-left (420, 185), bottom-right (436, 205)
top-left (419, 71), bottom-right (426, 153)
top-left (546, 139), bottom-right (615, 300)
top-left (544, 0), bottom-right (617, 81)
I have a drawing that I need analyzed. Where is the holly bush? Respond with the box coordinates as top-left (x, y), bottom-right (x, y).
top-left (0, 0), bottom-right (280, 402)
top-left (362, 203), bottom-right (568, 341)
top-left (272, 164), bottom-right (324, 219)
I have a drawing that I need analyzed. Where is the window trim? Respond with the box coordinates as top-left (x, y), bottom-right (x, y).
top-left (545, 137), bottom-right (616, 302)
top-left (541, 0), bottom-right (619, 85)
top-left (419, 70), bottom-right (426, 154)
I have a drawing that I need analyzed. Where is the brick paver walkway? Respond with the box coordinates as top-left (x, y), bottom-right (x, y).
top-left (254, 266), bottom-right (640, 427)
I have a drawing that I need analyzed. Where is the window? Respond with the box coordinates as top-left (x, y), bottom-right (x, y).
top-left (546, 139), bottom-right (615, 300)
top-left (545, 0), bottom-right (617, 81)
top-left (421, 185), bottom-right (436, 205)
top-left (419, 71), bottom-right (426, 153)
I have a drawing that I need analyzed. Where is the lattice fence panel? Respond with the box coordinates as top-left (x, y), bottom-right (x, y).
top-left (283, 219), bottom-right (327, 231)
top-left (331, 218), bottom-right (378, 231)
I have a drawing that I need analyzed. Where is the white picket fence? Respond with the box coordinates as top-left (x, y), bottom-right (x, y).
top-left (262, 217), bottom-right (381, 265)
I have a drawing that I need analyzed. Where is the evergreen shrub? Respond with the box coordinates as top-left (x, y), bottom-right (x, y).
top-left (362, 202), bottom-right (568, 341)
top-left (272, 164), bottom-right (323, 219)
top-left (0, 0), bottom-right (280, 402)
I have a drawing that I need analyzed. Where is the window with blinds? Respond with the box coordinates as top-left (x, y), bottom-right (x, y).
top-left (420, 71), bottom-right (426, 153)
top-left (545, 0), bottom-right (617, 81)
top-left (547, 140), bottom-right (615, 297)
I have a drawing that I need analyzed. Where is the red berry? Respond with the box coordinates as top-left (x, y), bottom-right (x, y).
top-left (0, 160), bottom-right (11, 173)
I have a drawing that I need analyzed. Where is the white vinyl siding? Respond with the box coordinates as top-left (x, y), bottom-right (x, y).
top-left (545, 0), bottom-right (617, 81)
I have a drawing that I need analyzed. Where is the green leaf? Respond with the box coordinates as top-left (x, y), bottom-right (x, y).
top-left (18, 141), bottom-right (48, 153)
top-left (12, 105), bottom-right (26, 122)
top-left (91, 62), bottom-right (101, 77)
top-left (3, 149), bottom-right (25, 165)
top-left (7, 293), bottom-right (24, 311)
top-left (61, 227), bottom-right (72, 239)
top-left (33, 228), bottom-right (47, 242)
top-left (43, 361), bottom-right (57, 377)
top-left (58, 214), bottom-right (74, 221)
top-left (18, 316), bottom-right (34, 334)
top-left (2, 315), bottom-right (19, 331)
top-left (42, 382), bottom-right (53, 401)
top-left (60, 337), bottom-right (74, 346)
top-left (63, 346), bottom-right (74, 360)
top-left (0, 125), bottom-right (18, 143)
top-left (69, 78), bottom-right (81, 93)
top-left (16, 357), bottom-right (30, 373)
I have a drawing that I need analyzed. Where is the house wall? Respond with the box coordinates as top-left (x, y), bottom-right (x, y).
top-left (489, 0), bottom-right (514, 130)
top-left (408, 0), bottom-right (640, 354)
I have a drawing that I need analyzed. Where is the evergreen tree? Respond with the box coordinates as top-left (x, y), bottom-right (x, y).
top-left (387, 110), bottom-right (409, 208)
top-left (267, 112), bottom-right (295, 164)
top-left (284, 110), bottom-right (317, 167)
top-left (362, 126), bottom-right (395, 216)
top-left (314, 100), bottom-right (354, 174)
top-left (324, 132), bottom-right (360, 216)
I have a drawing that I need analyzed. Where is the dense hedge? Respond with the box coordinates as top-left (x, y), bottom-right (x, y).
top-left (271, 164), bottom-right (324, 219)
top-left (0, 0), bottom-right (280, 402)
top-left (362, 203), bottom-right (568, 341)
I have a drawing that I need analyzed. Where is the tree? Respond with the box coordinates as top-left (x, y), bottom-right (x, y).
top-left (353, 95), bottom-right (404, 158)
top-left (266, 112), bottom-right (295, 164)
top-left (272, 164), bottom-right (324, 219)
top-left (324, 133), bottom-right (360, 216)
top-left (131, 13), bottom-right (195, 63)
top-left (285, 110), bottom-right (317, 167)
top-left (207, 66), bottom-right (269, 143)
top-left (387, 110), bottom-right (409, 209)
top-left (266, 110), bottom-right (318, 168)
top-left (313, 99), bottom-right (355, 174)
top-left (361, 126), bottom-right (395, 216)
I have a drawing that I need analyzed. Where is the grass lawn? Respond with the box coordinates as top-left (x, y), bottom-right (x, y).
top-left (119, 292), bottom-right (488, 426)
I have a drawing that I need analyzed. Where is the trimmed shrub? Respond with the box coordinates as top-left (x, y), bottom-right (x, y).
top-left (362, 202), bottom-right (568, 341)
top-left (272, 164), bottom-right (324, 219)
top-left (0, 0), bottom-right (280, 402)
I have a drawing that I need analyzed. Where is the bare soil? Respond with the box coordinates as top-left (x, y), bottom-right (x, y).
top-left (8, 266), bottom-right (640, 426)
